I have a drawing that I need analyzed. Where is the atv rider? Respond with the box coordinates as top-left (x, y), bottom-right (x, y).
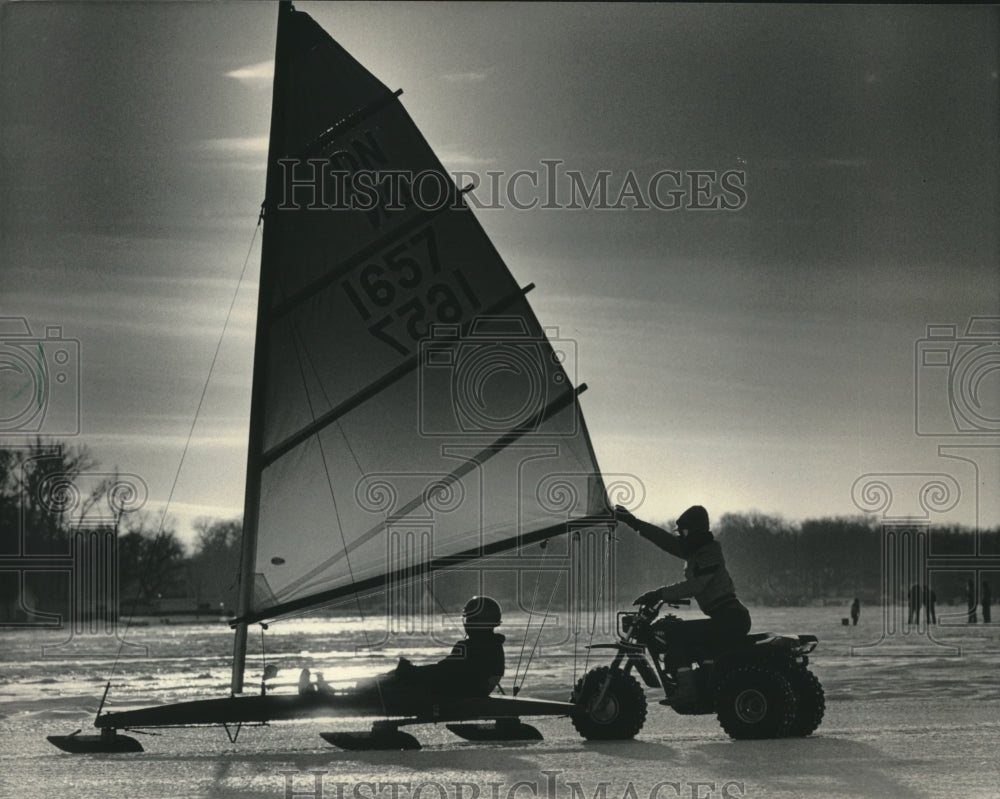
top-left (614, 504), bottom-right (751, 705)
top-left (303, 596), bottom-right (505, 701)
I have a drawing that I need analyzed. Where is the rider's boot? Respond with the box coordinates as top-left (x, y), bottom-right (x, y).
top-left (663, 667), bottom-right (698, 706)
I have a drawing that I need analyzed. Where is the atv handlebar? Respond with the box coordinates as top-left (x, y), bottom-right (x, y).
top-left (631, 597), bottom-right (689, 623)
top-left (619, 597), bottom-right (690, 641)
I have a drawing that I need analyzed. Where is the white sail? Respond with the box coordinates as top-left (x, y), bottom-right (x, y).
top-left (233, 3), bottom-right (608, 690)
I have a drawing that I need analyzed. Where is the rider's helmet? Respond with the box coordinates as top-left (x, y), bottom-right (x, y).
top-left (676, 505), bottom-right (709, 536)
top-left (462, 595), bottom-right (502, 632)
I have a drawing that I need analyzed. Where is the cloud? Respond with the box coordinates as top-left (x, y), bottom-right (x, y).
top-left (194, 136), bottom-right (269, 170)
top-left (435, 147), bottom-right (496, 169)
top-left (198, 136), bottom-right (269, 154)
top-left (442, 70), bottom-right (488, 83)
top-left (226, 59), bottom-right (274, 85)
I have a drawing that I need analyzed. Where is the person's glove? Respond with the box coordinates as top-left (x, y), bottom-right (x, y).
top-left (633, 588), bottom-right (663, 606)
top-left (614, 505), bottom-right (640, 528)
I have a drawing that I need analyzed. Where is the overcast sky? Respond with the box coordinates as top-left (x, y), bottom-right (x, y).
top-left (2, 2), bottom-right (998, 541)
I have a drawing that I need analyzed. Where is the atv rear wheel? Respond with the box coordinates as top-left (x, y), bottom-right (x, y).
top-left (782, 666), bottom-right (825, 737)
top-left (570, 666), bottom-right (647, 740)
top-left (715, 665), bottom-right (797, 740)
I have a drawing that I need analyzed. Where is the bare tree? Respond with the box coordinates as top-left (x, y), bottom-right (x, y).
top-left (186, 516), bottom-right (242, 612)
top-left (118, 510), bottom-right (186, 605)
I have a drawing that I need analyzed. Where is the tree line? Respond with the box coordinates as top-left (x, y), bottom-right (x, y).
top-left (615, 512), bottom-right (1000, 607)
top-left (0, 439), bottom-right (240, 621)
top-left (2, 439), bottom-right (997, 622)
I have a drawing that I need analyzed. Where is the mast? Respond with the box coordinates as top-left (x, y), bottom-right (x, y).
top-left (231, 0), bottom-right (294, 694)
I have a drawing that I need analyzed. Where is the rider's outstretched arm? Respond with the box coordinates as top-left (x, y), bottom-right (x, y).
top-left (626, 516), bottom-right (685, 558)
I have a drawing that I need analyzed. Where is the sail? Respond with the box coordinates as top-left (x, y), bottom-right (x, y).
top-left (234, 1), bottom-right (609, 669)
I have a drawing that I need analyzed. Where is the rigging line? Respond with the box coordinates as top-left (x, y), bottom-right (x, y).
top-left (104, 215), bottom-right (263, 688)
top-left (516, 566), bottom-right (565, 694)
top-left (581, 527), bottom-right (612, 677)
top-left (572, 627), bottom-right (579, 686)
top-left (570, 527), bottom-right (580, 686)
top-left (286, 322), bottom-right (387, 711)
top-left (288, 326), bottom-right (387, 621)
top-left (288, 324), bottom-right (372, 622)
top-left (260, 625), bottom-right (267, 674)
top-left (287, 326), bottom-right (368, 551)
top-left (512, 541), bottom-right (550, 690)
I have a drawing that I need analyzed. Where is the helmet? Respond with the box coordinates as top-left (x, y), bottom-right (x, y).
top-left (676, 505), bottom-right (709, 535)
top-left (462, 595), bottom-right (501, 630)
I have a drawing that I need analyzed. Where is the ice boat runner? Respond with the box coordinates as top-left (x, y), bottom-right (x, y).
top-left (49, 1), bottom-right (610, 753)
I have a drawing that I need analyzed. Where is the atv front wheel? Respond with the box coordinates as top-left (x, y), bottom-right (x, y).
top-left (570, 666), bottom-right (647, 740)
top-left (715, 665), bottom-right (797, 740)
top-left (782, 666), bottom-right (825, 737)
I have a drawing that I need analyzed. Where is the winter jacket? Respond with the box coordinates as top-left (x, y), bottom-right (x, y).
top-left (400, 631), bottom-right (505, 697)
top-left (633, 523), bottom-right (739, 616)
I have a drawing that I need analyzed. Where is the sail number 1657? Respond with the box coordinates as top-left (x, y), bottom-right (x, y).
top-left (341, 227), bottom-right (481, 356)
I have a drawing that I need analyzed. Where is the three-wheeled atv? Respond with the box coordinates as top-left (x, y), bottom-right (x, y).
top-left (570, 599), bottom-right (824, 740)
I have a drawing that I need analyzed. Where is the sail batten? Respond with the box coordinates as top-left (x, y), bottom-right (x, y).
top-left (238, 2), bottom-right (610, 628)
top-left (296, 88), bottom-right (404, 160)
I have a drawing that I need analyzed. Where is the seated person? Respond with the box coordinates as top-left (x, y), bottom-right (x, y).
top-left (301, 596), bottom-right (505, 700)
top-left (393, 595), bottom-right (505, 697)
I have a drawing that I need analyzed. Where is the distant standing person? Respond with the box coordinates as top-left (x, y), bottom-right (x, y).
top-left (967, 578), bottom-right (977, 624)
top-left (850, 597), bottom-right (861, 626)
top-left (982, 581), bottom-right (992, 624)
top-left (908, 584), bottom-right (921, 624)
top-left (923, 585), bottom-right (937, 625)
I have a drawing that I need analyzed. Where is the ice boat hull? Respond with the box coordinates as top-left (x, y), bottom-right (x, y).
top-left (94, 691), bottom-right (573, 729)
top-left (48, 730), bottom-right (144, 753)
